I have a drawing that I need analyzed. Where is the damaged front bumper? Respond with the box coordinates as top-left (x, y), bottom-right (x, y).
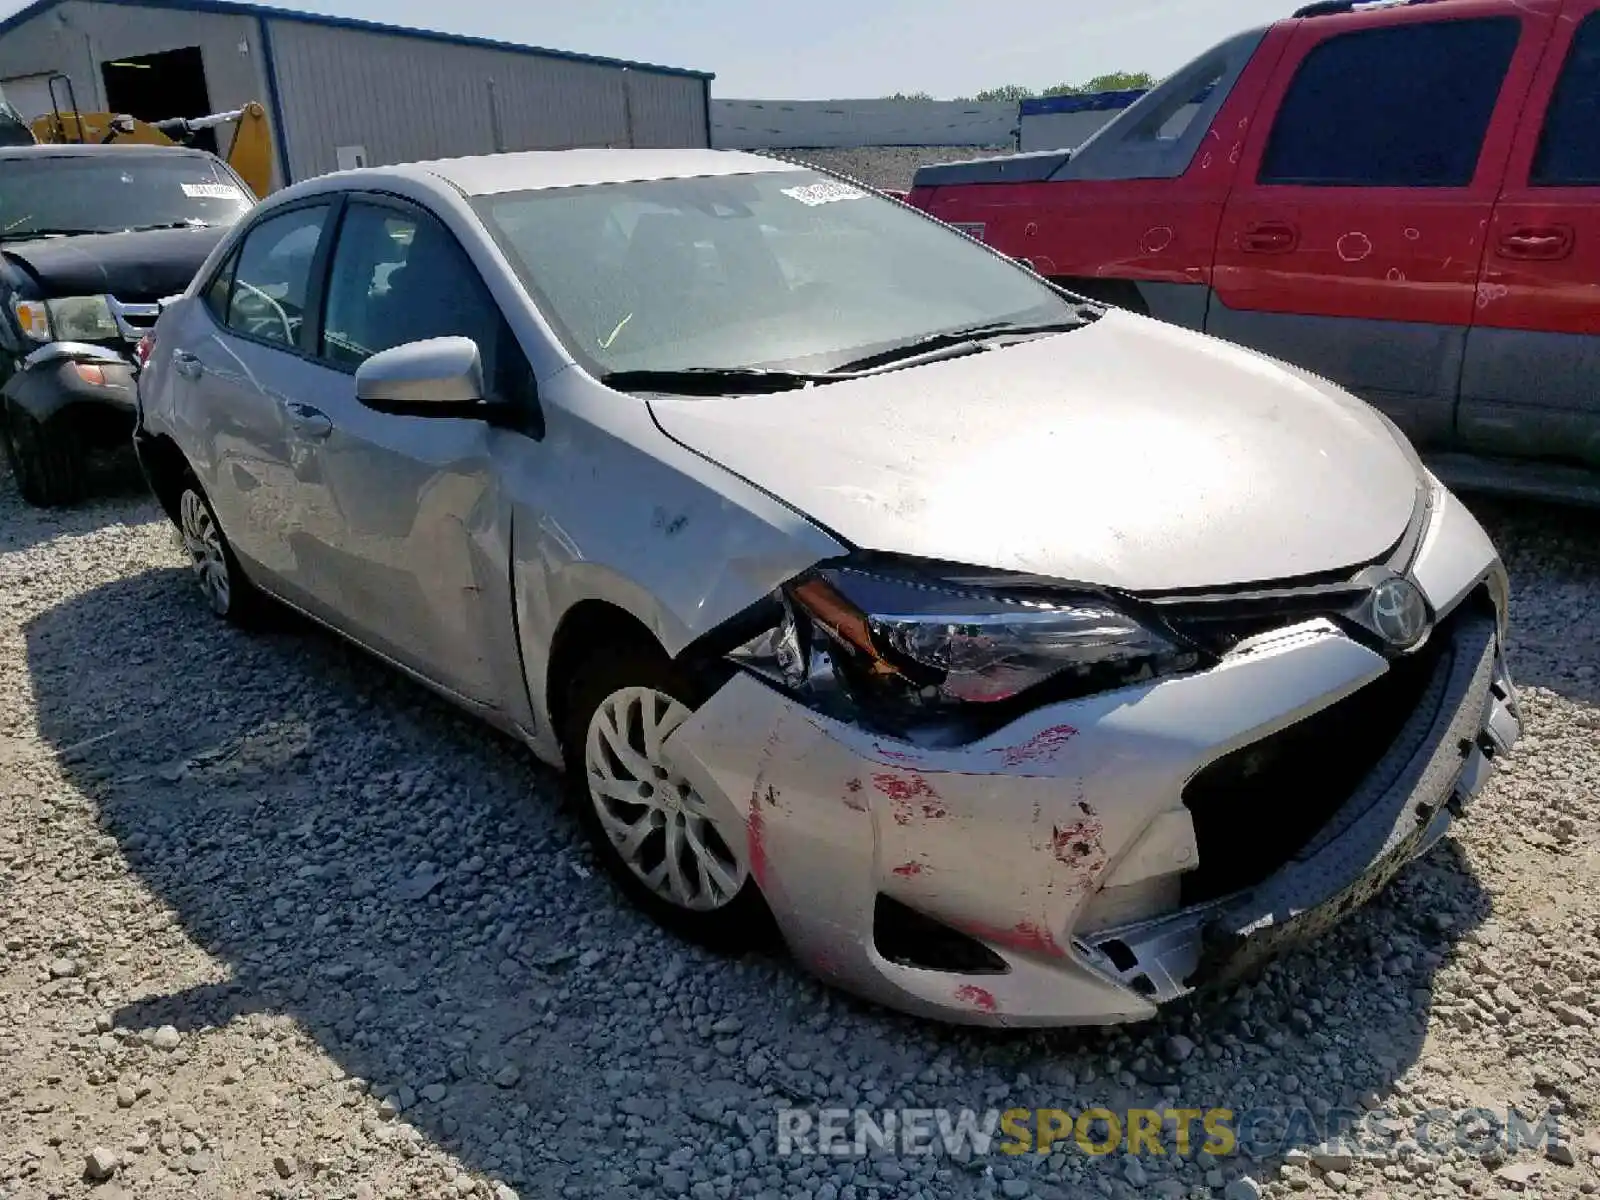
top-left (661, 491), bottom-right (1521, 1027)
top-left (1078, 611), bottom-right (1518, 1005)
top-left (3, 341), bottom-right (139, 419)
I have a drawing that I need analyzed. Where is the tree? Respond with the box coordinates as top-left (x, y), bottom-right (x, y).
top-left (946, 72), bottom-right (1158, 103)
top-left (1079, 71), bottom-right (1156, 93)
top-left (883, 91), bottom-right (934, 102)
top-left (973, 85), bottom-right (1036, 103)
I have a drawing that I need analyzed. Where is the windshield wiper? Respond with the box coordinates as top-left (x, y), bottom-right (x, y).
top-left (828, 317), bottom-right (1092, 374)
top-left (600, 367), bottom-right (849, 396)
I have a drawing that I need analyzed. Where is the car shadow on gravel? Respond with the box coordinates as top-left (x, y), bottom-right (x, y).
top-left (25, 565), bottom-right (1498, 1199)
top-left (0, 455), bottom-right (157, 553)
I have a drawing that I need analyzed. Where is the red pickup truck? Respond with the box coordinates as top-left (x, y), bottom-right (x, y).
top-left (908, 0), bottom-right (1600, 505)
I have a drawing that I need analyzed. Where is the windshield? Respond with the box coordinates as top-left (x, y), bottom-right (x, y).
top-left (0, 91), bottom-right (31, 148)
top-left (0, 153), bottom-right (253, 240)
top-left (472, 169), bottom-right (1079, 376)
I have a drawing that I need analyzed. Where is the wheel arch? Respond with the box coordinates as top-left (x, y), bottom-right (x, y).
top-left (135, 430), bottom-right (190, 525)
top-left (543, 599), bottom-right (666, 753)
top-left (2, 364), bottom-right (74, 424)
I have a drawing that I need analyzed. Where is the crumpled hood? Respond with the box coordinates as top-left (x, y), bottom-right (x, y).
top-left (649, 310), bottom-right (1424, 593)
top-left (1, 225), bottom-right (230, 303)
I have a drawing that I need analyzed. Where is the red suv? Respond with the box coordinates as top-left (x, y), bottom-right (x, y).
top-left (909, 0), bottom-right (1600, 505)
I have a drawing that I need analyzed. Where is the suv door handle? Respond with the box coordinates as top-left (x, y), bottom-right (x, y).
top-left (1240, 221), bottom-right (1299, 254)
top-left (1497, 225), bottom-right (1574, 261)
top-left (172, 350), bottom-right (203, 379)
top-left (284, 401), bottom-right (333, 440)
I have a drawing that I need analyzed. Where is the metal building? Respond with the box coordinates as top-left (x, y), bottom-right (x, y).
top-left (0, 0), bottom-right (713, 191)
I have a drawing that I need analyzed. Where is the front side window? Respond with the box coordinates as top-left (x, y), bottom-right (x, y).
top-left (473, 170), bottom-right (1078, 377)
top-left (224, 204), bottom-right (330, 347)
top-left (1260, 17), bottom-right (1522, 187)
top-left (319, 202), bottom-right (508, 386)
top-left (1531, 12), bottom-right (1600, 186)
top-left (0, 152), bottom-right (254, 242)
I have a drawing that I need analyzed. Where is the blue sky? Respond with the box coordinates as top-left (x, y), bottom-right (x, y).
top-left (7, 0), bottom-right (1297, 98)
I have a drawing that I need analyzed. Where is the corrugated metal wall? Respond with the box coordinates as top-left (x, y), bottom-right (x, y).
top-left (0, 1), bottom-right (270, 147)
top-left (263, 19), bottom-right (709, 183)
top-left (0, 2), bottom-right (710, 192)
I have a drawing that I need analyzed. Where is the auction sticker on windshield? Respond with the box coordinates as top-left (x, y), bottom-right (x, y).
top-left (180, 183), bottom-right (246, 200)
top-left (781, 181), bottom-right (866, 206)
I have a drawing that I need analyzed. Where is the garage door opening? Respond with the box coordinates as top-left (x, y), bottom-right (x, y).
top-left (101, 46), bottom-right (217, 153)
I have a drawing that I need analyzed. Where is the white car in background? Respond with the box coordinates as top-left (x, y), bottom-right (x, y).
top-left (134, 148), bottom-right (1521, 1025)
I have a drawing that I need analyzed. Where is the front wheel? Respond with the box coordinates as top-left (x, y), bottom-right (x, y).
top-left (177, 481), bottom-right (261, 625)
top-left (2, 401), bottom-right (86, 508)
top-left (561, 646), bottom-right (770, 950)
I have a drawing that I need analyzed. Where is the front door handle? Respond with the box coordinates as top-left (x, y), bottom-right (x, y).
top-left (284, 401), bottom-right (333, 440)
top-left (1240, 221), bottom-right (1299, 254)
top-left (1496, 225), bottom-right (1574, 261)
top-left (172, 349), bottom-right (204, 379)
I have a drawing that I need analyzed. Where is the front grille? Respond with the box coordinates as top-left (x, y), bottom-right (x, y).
top-left (1153, 583), bottom-right (1371, 657)
top-left (1179, 607), bottom-right (1457, 905)
top-left (107, 296), bottom-right (160, 342)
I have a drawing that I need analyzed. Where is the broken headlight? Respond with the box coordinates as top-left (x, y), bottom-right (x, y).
top-left (732, 562), bottom-right (1198, 734)
top-left (47, 295), bottom-right (119, 342)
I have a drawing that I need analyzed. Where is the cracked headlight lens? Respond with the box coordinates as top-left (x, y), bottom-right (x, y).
top-left (734, 561), bottom-right (1198, 732)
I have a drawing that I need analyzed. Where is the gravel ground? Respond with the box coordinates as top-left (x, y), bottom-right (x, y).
top-left (2, 458), bottom-right (1599, 1200)
top-left (763, 147), bottom-right (1011, 192)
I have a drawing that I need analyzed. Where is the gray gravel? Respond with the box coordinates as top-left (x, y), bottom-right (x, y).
top-left (1, 462), bottom-right (1599, 1200)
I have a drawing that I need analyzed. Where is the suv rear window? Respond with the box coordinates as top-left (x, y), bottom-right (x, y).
top-left (1531, 11), bottom-right (1600, 186)
top-left (1260, 17), bottom-right (1522, 187)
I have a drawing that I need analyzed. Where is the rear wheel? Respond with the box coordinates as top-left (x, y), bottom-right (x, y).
top-left (2, 401), bottom-right (86, 508)
top-left (177, 480), bottom-right (261, 625)
top-left (561, 645), bottom-right (769, 950)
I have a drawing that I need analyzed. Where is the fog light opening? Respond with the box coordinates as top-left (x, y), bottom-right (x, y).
top-left (873, 895), bottom-right (1009, 975)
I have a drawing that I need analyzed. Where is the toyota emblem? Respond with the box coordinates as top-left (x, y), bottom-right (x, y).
top-left (1370, 575), bottom-right (1430, 649)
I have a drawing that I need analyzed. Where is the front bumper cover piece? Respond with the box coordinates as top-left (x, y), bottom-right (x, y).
top-left (1081, 612), bottom-right (1517, 1001)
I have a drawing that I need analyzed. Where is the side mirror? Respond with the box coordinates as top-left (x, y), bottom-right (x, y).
top-left (355, 336), bottom-right (485, 415)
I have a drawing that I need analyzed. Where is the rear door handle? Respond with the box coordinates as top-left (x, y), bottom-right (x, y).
top-left (1240, 221), bottom-right (1299, 254)
top-left (1497, 225), bottom-right (1574, 261)
top-left (284, 401), bottom-right (333, 440)
top-left (172, 350), bottom-right (203, 379)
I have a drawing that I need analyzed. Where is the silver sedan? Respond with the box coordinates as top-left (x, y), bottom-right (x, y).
top-left (134, 149), bottom-right (1521, 1026)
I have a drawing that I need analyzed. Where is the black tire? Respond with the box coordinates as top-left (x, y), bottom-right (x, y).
top-left (175, 475), bottom-right (263, 626)
top-left (560, 642), bottom-right (772, 951)
top-left (2, 400), bottom-right (86, 508)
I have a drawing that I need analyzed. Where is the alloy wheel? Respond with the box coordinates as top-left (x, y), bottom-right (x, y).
top-left (179, 489), bottom-right (232, 615)
top-left (583, 686), bottom-right (745, 912)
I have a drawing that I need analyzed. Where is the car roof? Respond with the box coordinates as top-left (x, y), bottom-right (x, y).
top-left (0, 142), bottom-right (217, 162)
top-left (336, 148), bottom-right (804, 197)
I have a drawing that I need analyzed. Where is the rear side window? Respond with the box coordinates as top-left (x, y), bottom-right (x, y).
top-left (1531, 12), bottom-right (1600, 186)
top-left (224, 204), bottom-right (330, 348)
top-left (1260, 17), bottom-right (1522, 187)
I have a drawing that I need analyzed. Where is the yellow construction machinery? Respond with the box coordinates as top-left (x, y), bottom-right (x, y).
top-left (25, 74), bottom-right (274, 197)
